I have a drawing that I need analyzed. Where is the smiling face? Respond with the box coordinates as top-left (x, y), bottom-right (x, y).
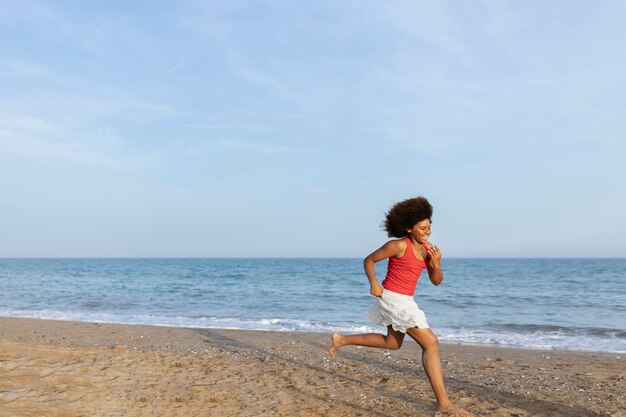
top-left (407, 219), bottom-right (431, 244)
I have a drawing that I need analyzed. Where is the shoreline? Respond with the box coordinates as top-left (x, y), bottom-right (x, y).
top-left (2, 314), bottom-right (623, 355)
top-left (0, 317), bottom-right (624, 416)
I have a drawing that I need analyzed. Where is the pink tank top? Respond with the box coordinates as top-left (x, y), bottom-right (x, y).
top-left (381, 237), bottom-right (429, 296)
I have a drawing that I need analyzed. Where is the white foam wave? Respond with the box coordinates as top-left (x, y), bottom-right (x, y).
top-left (2, 309), bottom-right (624, 353)
top-left (0, 309), bottom-right (377, 334)
top-left (437, 327), bottom-right (626, 353)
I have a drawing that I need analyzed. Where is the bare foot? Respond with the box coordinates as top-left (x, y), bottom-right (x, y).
top-left (436, 403), bottom-right (473, 417)
top-left (328, 332), bottom-right (343, 358)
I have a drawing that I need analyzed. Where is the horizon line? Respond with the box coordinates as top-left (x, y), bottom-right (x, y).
top-left (1, 256), bottom-right (625, 260)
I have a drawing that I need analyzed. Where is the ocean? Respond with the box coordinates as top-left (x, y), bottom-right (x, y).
top-left (0, 258), bottom-right (624, 353)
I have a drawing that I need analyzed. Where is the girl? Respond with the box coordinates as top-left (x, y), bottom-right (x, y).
top-left (329, 196), bottom-right (472, 417)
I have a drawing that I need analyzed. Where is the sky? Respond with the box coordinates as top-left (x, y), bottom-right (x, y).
top-left (1, 0), bottom-right (625, 258)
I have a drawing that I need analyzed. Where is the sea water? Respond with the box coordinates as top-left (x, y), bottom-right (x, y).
top-left (0, 258), bottom-right (624, 353)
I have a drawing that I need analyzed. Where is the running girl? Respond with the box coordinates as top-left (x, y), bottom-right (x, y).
top-left (329, 196), bottom-right (472, 417)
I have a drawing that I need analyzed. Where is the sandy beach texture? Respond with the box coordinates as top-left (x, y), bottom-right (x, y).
top-left (0, 318), bottom-right (623, 417)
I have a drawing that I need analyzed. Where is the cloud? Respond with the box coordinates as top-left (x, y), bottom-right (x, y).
top-left (0, 111), bottom-right (164, 170)
top-left (0, 88), bottom-right (177, 129)
top-left (219, 138), bottom-right (286, 154)
top-left (234, 66), bottom-right (291, 97)
top-left (376, 1), bottom-right (476, 66)
top-left (164, 57), bottom-right (188, 77)
top-left (0, 57), bottom-right (50, 78)
top-left (0, 1), bottom-right (150, 59)
top-left (0, 0), bottom-right (65, 28)
top-left (302, 186), bottom-right (325, 194)
top-left (0, 132), bottom-right (160, 170)
top-left (118, 98), bottom-right (178, 124)
top-left (186, 122), bottom-right (273, 132)
top-left (178, 4), bottom-right (292, 99)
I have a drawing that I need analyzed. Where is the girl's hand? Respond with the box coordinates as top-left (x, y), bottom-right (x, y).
top-left (423, 243), bottom-right (444, 285)
top-left (370, 283), bottom-right (383, 298)
top-left (423, 244), bottom-right (442, 267)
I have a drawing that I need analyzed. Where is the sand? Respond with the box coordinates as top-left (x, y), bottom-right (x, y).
top-left (0, 318), bottom-right (623, 417)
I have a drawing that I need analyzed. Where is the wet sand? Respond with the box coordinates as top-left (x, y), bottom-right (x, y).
top-left (0, 317), bottom-right (623, 416)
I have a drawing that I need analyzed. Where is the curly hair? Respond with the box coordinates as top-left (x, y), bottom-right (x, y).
top-left (383, 196), bottom-right (433, 238)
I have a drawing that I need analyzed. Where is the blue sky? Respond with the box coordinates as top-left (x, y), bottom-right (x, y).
top-left (1, 1), bottom-right (624, 257)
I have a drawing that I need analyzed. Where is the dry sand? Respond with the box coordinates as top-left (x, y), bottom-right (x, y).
top-left (0, 317), bottom-right (623, 417)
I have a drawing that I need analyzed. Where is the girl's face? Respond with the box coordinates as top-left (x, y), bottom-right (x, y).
top-left (408, 219), bottom-right (431, 244)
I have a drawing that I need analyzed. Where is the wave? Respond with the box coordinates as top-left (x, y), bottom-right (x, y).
top-left (489, 323), bottom-right (626, 339)
top-left (437, 324), bottom-right (626, 353)
top-left (0, 309), bottom-right (377, 334)
top-left (1, 309), bottom-right (624, 353)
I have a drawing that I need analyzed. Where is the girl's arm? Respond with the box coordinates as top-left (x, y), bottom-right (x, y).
top-left (422, 243), bottom-right (444, 286)
top-left (363, 240), bottom-right (404, 297)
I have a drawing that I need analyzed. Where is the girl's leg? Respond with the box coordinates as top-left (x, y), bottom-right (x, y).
top-left (329, 325), bottom-right (405, 357)
top-left (406, 327), bottom-right (472, 417)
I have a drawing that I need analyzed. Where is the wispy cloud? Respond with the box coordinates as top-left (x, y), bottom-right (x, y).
top-left (0, 57), bottom-right (50, 78)
top-left (118, 98), bottom-right (177, 124)
top-left (302, 186), bottom-right (325, 194)
top-left (164, 57), bottom-right (188, 77)
top-left (0, 89), bottom-right (177, 128)
top-left (0, 0), bottom-right (148, 59)
top-left (377, 1), bottom-right (476, 67)
top-left (178, 4), bottom-right (292, 99)
top-left (0, 89), bottom-right (173, 169)
top-left (219, 139), bottom-right (286, 155)
top-left (186, 122), bottom-right (273, 132)
top-left (0, 0), bottom-right (65, 28)
top-left (0, 120), bottom-right (161, 170)
top-left (234, 65), bottom-right (292, 98)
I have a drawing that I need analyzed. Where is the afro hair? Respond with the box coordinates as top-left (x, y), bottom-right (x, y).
top-left (383, 196), bottom-right (433, 238)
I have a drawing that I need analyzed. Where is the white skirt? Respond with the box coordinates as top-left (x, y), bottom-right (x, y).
top-left (367, 288), bottom-right (429, 333)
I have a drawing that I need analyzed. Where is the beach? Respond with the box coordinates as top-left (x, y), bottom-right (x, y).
top-left (0, 318), bottom-right (623, 417)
